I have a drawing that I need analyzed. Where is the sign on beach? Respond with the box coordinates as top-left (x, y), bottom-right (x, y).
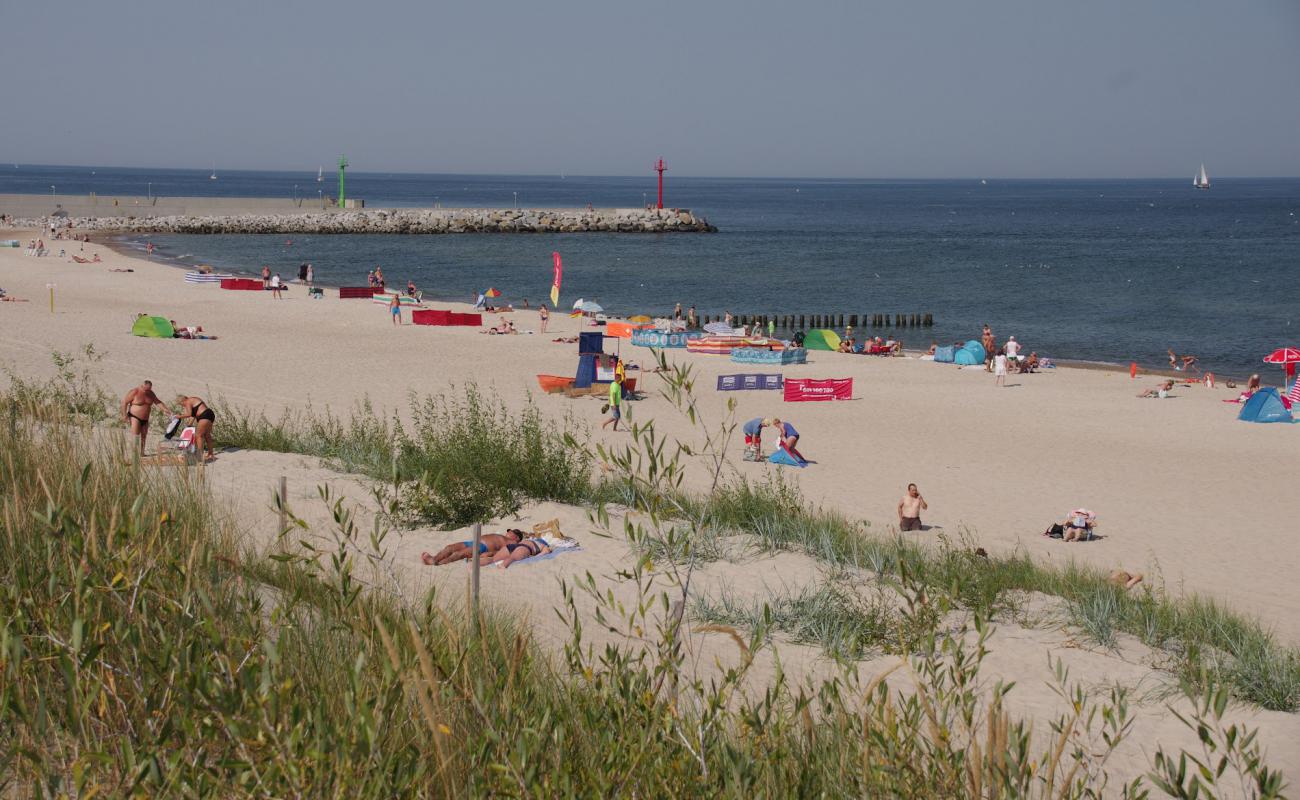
top-left (717, 374), bottom-right (783, 391)
top-left (630, 329), bottom-right (704, 348)
top-left (783, 378), bottom-right (853, 402)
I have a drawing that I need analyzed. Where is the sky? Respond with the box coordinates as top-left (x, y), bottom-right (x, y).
top-left (2, 0), bottom-right (1298, 178)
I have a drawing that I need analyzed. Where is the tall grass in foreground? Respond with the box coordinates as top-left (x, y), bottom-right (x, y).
top-left (216, 386), bottom-right (593, 527)
top-left (0, 370), bottom-right (1288, 796)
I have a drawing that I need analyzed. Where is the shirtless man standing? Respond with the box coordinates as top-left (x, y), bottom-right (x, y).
top-left (897, 483), bottom-right (928, 531)
top-left (121, 380), bottom-right (172, 455)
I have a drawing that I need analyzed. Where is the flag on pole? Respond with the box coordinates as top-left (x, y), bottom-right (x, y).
top-left (550, 251), bottom-right (562, 307)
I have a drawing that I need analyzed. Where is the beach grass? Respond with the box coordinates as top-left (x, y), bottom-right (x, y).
top-left (0, 382), bottom-right (1290, 795)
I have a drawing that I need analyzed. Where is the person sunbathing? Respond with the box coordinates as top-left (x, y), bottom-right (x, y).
top-left (482, 320), bottom-right (517, 335)
top-left (1019, 352), bottom-right (1039, 373)
top-left (1137, 380), bottom-right (1175, 398)
top-left (1108, 570), bottom-right (1144, 590)
top-left (1062, 509), bottom-right (1096, 542)
top-left (481, 535), bottom-right (552, 569)
top-left (421, 529), bottom-right (524, 565)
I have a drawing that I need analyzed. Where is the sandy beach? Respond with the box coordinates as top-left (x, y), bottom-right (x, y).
top-left (1, 231), bottom-right (1295, 635)
top-left (2, 228), bottom-right (1299, 780)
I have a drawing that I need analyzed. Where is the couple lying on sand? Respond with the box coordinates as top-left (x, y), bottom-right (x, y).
top-left (421, 528), bottom-right (555, 569)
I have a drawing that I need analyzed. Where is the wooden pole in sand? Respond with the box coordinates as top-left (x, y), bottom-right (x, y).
top-left (470, 522), bottom-right (482, 624)
top-left (277, 476), bottom-right (287, 535)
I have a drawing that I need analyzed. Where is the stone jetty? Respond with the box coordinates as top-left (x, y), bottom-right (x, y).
top-left (9, 207), bottom-right (716, 234)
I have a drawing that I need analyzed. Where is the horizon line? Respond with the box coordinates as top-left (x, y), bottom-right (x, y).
top-left (3, 161), bottom-right (1298, 183)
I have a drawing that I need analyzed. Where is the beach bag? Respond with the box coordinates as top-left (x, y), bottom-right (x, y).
top-left (163, 416), bottom-right (182, 439)
top-left (1044, 523), bottom-right (1064, 539)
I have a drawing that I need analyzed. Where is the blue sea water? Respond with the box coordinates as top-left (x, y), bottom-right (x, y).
top-left (4, 164), bottom-right (1298, 377)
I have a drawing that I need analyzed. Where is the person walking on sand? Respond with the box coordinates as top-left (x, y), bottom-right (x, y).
top-left (121, 380), bottom-right (172, 456)
top-left (602, 378), bottom-right (623, 431)
top-left (994, 347), bottom-right (1008, 387)
top-left (389, 292), bottom-right (401, 325)
top-left (539, 304), bottom-right (549, 333)
top-left (898, 483), bottom-right (928, 531)
top-left (173, 395), bottom-right (217, 462)
top-left (270, 273), bottom-right (284, 299)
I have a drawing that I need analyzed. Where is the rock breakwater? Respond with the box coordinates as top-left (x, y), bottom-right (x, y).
top-left (12, 207), bottom-right (716, 234)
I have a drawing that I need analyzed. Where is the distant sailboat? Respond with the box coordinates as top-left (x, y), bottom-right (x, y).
top-left (210, 162), bottom-right (218, 181)
top-left (1193, 163), bottom-right (1210, 190)
top-left (980, 179), bottom-right (987, 185)
top-left (317, 166), bottom-right (323, 182)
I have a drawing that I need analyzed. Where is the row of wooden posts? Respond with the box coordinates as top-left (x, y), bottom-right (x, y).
top-left (691, 313), bottom-right (935, 330)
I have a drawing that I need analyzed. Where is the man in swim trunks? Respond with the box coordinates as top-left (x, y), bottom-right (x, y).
top-left (420, 528), bottom-right (524, 565)
top-left (898, 483), bottom-right (928, 531)
top-left (121, 380), bottom-right (173, 456)
top-left (741, 417), bottom-right (771, 456)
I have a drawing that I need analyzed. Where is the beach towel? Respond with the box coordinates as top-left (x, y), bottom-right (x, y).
top-left (769, 447), bottom-right (807, 467)
top-left (497, 540), bottom-right (581, 567)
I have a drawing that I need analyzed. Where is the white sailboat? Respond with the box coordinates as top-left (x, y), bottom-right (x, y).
top-left (209, 161), bottom-right (218, 181)
top-left (1193, 163), bottom-right (1210, 189)
top-left (317, 166), bottom-right (323, 182)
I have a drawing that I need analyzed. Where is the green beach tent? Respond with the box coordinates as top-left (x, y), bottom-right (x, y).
top-left (803, 329), bottom-right (841, 351)
top-left (131, 316), bottom-right (174, 338)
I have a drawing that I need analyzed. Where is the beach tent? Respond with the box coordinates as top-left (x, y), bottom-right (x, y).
top-left (1238, 388), bottom-right (1293, 423)
top-left (933, 345), bottom-right (956, 363)
top-left (803, 329), bottom-right (841, 351)
top-left (954, 339), bottom-right (985, 366)
top-left (131, 316), bottom-right (174, 338)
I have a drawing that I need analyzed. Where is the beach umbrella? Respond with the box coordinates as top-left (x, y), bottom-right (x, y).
top-left (629, 315), bottom-right (652, 323)
top-left (1263, 347), bottom-right (1300, 381)
top-left (704, 321), bottom-right (733, 335)
top-left (484, 288), bottom-right (501, 298)
top-left (578, 300), bottom-right (603, 314)
top-left (572, 298), bottom-right (584, 310)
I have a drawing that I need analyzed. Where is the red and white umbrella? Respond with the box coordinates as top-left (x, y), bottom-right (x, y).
top-left (1263, 347), bottom-right (1300, 380)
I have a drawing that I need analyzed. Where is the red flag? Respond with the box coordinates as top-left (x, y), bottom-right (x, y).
top-left (550, 252), bottom-right (562, 307)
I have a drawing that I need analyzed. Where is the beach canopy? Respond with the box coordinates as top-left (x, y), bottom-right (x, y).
top-left (803, 329), bottom-right (842, 351)
top-left (131, 316), bottom-right (174, 338)
top-left (1238, 388), bottom-right (1293, 424)
top-left (1262, 347), bottom-right (1300, 365)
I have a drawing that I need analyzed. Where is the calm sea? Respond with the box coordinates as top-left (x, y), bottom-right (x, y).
top-left (5, 164), bottom-right (1298, 377)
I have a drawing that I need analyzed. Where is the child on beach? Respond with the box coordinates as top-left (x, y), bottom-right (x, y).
top-left (389, 292), bottom-right (401, 325)
top-left (994, 347), bottom-right (1008, 387)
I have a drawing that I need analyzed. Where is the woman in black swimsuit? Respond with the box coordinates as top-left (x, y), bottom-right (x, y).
top-left (482, 536), bottom-right (551, 570)
top-left (174, 395), bottom-right (217, 461)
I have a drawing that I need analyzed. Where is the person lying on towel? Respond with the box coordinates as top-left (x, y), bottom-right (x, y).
top-left (479, 535), bottom-right (552, 569)
top-left (421, 529), bottom-right (524, 565)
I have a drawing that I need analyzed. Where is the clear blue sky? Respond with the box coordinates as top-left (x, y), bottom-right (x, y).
top-left (3, 0), bottom-right (1297, 178)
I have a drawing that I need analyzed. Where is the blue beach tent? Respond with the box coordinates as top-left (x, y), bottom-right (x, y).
top-left (954, 340), bottom-right (985, 366)
top-left (933, 345), bottom-right (956, 363)
top-left (1238, 388), bottom-right (1293, 423)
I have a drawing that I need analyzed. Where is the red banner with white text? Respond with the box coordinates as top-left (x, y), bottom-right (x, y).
top-left (783, 378), bottom-right (853, 402)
